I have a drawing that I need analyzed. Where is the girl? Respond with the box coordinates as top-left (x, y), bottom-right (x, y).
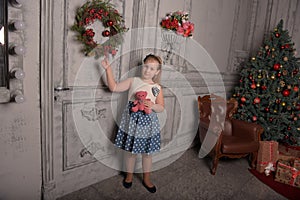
top-left (101, 54), bottom-right (164, 193)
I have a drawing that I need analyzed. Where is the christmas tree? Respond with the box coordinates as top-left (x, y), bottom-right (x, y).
top-left (232, 20), bottom-right (300, 146)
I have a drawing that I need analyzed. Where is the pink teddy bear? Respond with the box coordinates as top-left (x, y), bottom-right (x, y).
top-left (131, 91), bottom-right (152, 114)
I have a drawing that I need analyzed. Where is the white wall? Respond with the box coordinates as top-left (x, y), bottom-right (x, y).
top-left (0, 1), bottom-right (41, 199)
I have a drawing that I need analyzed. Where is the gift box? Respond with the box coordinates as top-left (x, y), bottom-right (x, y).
top-left (256, 141), bottom-right (278, 173)
top-left (275, 157), bottom-right (300, 188)
top-left (278, 144), bottom-right (300, 158)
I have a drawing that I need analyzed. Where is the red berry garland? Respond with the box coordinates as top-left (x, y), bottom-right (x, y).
top-left (71, 0), bottom-right (128, 57)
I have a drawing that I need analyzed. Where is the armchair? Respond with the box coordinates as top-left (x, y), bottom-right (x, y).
top-left (198, 94), bottom-right (263, 175)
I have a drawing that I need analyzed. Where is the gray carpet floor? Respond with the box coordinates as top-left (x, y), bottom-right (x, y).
top-left (58, 147), bottom-right (287, 200)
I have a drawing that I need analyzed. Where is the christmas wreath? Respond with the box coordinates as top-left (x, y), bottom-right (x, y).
top-left (71, 0), bottom-right (128, 58)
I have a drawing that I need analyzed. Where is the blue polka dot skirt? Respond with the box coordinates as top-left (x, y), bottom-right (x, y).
top-left (114, 102), bottom-right (161, 154)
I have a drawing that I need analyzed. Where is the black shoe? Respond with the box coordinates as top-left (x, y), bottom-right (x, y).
top-left (123, 179), bottom-right (132, 189)
top-left (142, 181), bottom-right (156, 193)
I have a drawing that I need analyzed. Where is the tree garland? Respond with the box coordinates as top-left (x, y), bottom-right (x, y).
top-left (71, 0), bottom-right (128, 58)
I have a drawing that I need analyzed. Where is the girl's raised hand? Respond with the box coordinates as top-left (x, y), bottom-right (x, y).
top-left (101, 57), bottom-right (110, 69)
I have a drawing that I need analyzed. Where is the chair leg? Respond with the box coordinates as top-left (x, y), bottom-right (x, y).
top-left (211, 156), bottom-right (219, 175)
top-left (251, 152), bottom-right (258, 168)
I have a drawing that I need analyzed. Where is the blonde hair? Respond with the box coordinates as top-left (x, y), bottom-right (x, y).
top-left (143, 54), bottom-right (163, 84)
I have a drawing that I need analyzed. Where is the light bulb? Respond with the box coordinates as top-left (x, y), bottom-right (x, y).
top-left (9, 0), bottom-right (25, 8)
top-left (10, 68), bottom-right (25, 80)
top-left (10, 45), bottom-right (26, 55)
top-left (11, 90), bottom-right (25, 103)
top-left (12, 20), bottom-right (25, 30)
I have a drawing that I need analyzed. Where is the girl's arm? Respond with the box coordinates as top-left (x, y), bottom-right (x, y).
top-left (101, 58), bottom-right (132, 92)
top-left (144, 88), bottom-right (164, 113)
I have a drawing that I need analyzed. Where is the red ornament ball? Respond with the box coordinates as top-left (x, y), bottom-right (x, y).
top-left (288, 127), bottom-right (291, 130)
top-left (296, 104), bottom-right (300, 111)
top-left (252, 116), bottom-right (257, 121)
top-left (282, 89), bottom-right (290, 97)
top-left (251, 83), bottom-right (256, 89)
top-left (284, 135), bottom-right (289, 139)
top-left (102, 30), bottom-right (110, 37)
top-left (277, 72), bottom-right (281, 77)
top-left (264, 107), bottom-right (269, 112)
top-left (269, 118), bottom-right (273, 122)
top-left (293, 86), bottom-right (299, 92)
top-left (261, 85), bottom-right (267, 90)
top-left (275, 33), bottom-right (280, 38)
top-left (273, 63), bottom-right (280, 70)
top-left (285, 44), bottom-right (290, 49)
top-left (280, 46), bottom-right (285, 50)
top-left (253, 97), bottom-right (261, 104)
top-left (241, 97), bottom-right (246, 103)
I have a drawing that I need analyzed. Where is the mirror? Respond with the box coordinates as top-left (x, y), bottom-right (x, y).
top-left (0, 0), bottom-right (8, 87)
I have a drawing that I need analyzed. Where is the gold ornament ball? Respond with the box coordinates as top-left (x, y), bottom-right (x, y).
top-left (283, 57), bottom-right (288, 61)
top-left (271, 75), bottom-right (275, 79)
top-left (256, 83), bottom-right (260, 87)
top-left (265, 46), bottom-right (269, 50)
top-left (274, 28), bottom-right (278, 31)
top-left (287, 85), bottom-right (291, 89)
top-left (233, 94), bottom-right (236, 97)
top-left (297, 127), bottom-right (300, 131)
top-left (251, 57), bottom-right (256, 61)
top-left (281, 102), bottom-right (286, 106)
top-left (277, 88), bottom-right (281, 92)
top-left (272, 48), bottom-right (275, 51)
top-left (274, 110), bottom-right (277, 113)
top-left (258, 75), bottom-right (262, 79)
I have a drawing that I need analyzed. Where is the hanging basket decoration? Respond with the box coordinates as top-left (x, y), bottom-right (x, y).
top-left (71, 0), bottom-right (128, 58)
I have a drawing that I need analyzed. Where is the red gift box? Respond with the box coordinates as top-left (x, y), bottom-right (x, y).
top-left (275, 158), bottom-right (300, 188)
top-left (256, 141), bottom-right (278, 173)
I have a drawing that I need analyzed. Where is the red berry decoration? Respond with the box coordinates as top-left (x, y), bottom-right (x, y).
top-left (106, 20), bottom-right (113, 27)
top-left (282, 89), bottom-right (290, 97)
top-left (253, 97), bottom-right (261, 104)
top-left (241, 97), bottom-right (246, 103)
top-left (288, 127), bottom-right (291, 130)
top-left (264, 107), bottom-right (269, 112)
top-left (280, 46), bottom-right (285, 50)
top-left (252, 116), bottom-right (257, 121)
top-left (275, 33), bottom-right (280, 38)
top-left (102, 30), bottom-right (110, 37)
top-left (273, 63), bottom-right (280, 70)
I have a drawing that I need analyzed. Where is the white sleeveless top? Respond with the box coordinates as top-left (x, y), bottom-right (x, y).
top-left (128, 77), bottom-right (161, 102)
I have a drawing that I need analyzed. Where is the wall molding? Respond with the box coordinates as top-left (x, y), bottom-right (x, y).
top-left (40, 0), bottom-right (55, 197)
